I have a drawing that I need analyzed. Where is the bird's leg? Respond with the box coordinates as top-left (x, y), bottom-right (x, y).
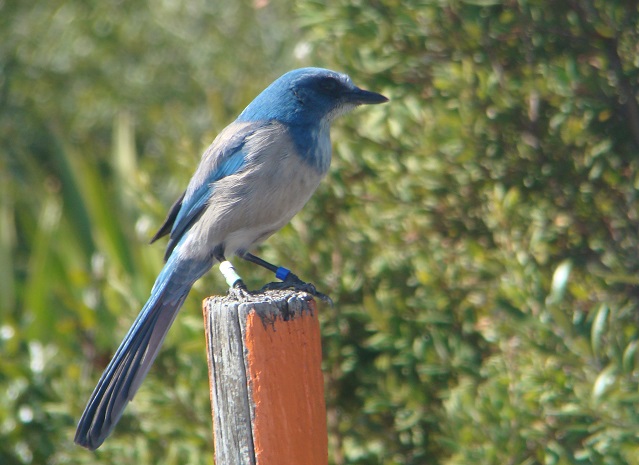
top-left (216, 254), bottom-right (251, 301)
top-left (239, 252), bottom-right (333, 304)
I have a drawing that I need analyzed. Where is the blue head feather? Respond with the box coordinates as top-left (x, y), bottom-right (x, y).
top-left (237, 67), bottom-right (387, 171)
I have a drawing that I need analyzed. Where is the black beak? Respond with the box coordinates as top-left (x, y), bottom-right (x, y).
top-left (349, 87), bottom-right (389, 105)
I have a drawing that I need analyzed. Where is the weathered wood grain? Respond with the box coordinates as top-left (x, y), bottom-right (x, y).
top-left (203, 290), bottom-right (327, 465)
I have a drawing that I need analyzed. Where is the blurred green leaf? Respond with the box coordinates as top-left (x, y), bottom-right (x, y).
top-left (590, 304), bottom-right (609, 358)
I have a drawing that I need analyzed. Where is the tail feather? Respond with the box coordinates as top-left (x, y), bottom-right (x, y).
top-left (75, 254), bottom-right (211, 450)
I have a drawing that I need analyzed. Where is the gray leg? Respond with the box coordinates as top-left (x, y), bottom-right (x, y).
top-left (215, 253), bottom-right (250, 300)
top-left (238, 252), bottom-right (333, 305)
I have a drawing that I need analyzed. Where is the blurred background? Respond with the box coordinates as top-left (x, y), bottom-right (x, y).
top-left (2, 0), bottom-right (639, 464)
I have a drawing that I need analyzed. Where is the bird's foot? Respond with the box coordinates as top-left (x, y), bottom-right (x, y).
top-left (227, 280), bottom-right (253, 302)
top-left (260, 273), bottom-right (333, 306)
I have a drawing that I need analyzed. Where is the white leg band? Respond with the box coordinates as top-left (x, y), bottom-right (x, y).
top-left (219, 260), bottom-right (242, 288)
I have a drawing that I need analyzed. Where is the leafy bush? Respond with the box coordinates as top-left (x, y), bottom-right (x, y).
top-left (2, 0), bottom-right (638, 464)
top-left (296, 1), bottom-right (639, 463)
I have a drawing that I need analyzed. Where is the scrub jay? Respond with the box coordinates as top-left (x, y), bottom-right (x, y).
top-left (75, 67), bottom-right (387, 450)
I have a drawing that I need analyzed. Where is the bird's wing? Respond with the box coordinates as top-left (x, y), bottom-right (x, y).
top-left (149, 191), bottom-right (185, 244)
top-left (150, 121), bottom-right (268, 260)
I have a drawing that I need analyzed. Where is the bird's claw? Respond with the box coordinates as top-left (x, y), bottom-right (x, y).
top-left (227, 280), bottom-right (253, 301)
top-left (259, 274), bottom-right (333, 306)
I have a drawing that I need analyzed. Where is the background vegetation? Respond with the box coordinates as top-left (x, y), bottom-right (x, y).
top-left (2, 0), bottom-right (639, 464)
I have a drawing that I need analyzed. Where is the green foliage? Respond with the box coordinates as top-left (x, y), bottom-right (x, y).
top-left (2, 0), bottom-right (639, 464)
top-left (1, 1), bottom-right (297, 463)
top-left (294, 1), bottom-right (639, 464)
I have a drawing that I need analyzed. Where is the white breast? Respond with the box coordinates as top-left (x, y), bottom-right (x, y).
top-left (180, 122), bottom-right (327, 260)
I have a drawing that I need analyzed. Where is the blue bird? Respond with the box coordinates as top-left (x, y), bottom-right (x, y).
top-left (74, 67), bottom-right (388, 450)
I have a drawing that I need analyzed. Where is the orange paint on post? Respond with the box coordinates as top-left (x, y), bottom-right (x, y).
top-left (243, 302), bottom-right (328, 465)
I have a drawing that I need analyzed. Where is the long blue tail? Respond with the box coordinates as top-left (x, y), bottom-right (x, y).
top-left (74, 251), bottom-right (212, 450)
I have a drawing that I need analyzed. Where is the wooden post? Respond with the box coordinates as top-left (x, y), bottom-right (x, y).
top-left (202, 290), bottom-right (328, 465)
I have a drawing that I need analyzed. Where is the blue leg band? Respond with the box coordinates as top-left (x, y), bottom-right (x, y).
top-left (275, 267), bottom-right (291, 281)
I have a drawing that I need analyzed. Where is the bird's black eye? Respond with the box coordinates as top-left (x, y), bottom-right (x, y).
top-left (319, 77), bottom-right (339, 91)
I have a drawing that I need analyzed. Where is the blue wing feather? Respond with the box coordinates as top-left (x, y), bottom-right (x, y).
top-left (156, 121), bottom-right (268, 259)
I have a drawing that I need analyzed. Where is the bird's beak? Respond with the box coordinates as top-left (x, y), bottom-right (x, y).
top-left (348, 87), bottom-right (389, 105)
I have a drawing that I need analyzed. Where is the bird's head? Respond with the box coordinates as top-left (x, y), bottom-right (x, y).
top-left (237, 67), bottom-right (388, 125)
